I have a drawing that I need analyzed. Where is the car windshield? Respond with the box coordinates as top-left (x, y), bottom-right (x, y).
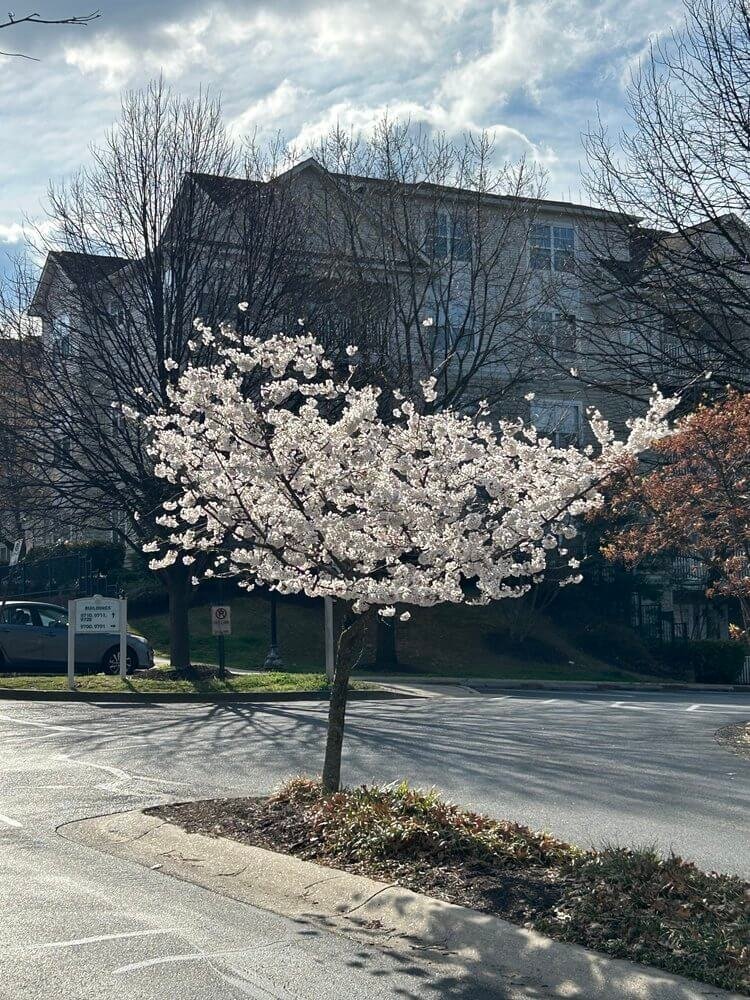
top-left (36, 606), bottom-right (69, 627)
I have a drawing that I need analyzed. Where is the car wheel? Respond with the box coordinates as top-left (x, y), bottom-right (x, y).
top-left (102, 646), bottom-right (137, 675)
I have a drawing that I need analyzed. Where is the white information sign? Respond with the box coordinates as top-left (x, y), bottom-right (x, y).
top-left (75, 597), bottom-right (121, 634)
top-left (68, 595), bottom-right (128, 690)
top-left (8, 539), bottom-right (22, 567)
top-left (211, 605), bottom-right (231, 636)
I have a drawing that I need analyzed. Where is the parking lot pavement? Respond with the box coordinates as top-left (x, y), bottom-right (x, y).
top-left (0, 692), bottom-right (747, 998)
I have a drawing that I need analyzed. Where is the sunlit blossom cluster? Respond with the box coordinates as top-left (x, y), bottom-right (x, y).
top-left (141, 320), bottom-right (677, 617)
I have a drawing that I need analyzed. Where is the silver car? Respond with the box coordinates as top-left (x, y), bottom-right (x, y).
top-left (0, 600), bottom-right (154, 674)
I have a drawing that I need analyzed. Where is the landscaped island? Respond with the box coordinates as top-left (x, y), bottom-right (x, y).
top-left (149, 779), bottom-right (750, 995)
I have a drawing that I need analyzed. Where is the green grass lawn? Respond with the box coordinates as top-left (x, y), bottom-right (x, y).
top-left (131, 594), bottom-right (658, 683)
top-left (0, 668), bottom-right (367, 695)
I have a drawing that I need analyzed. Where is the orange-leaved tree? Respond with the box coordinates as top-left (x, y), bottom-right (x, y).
top-left (602, 390), bottom-right (750, 629)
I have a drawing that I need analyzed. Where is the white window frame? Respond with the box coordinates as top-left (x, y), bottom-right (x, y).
top-left (530, 398), bottom-right (583, 448)
top-left (427, 209), bottom-right (472, 263)
top-left (50, 312), bottom-right (73, 359)
top-left (530, 223), bottom-right (576, 272)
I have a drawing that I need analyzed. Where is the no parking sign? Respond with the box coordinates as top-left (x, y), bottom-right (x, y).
top-left (211, 605), bottom-right (231, 636)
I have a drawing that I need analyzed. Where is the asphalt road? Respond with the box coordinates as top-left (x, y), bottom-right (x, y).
top-left (0, 690), bottom-right (748, 999)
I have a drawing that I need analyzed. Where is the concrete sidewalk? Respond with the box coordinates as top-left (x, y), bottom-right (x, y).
top-left (60, 808), bottom-right (745, 1000)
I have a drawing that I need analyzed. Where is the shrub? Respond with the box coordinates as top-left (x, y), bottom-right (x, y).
top-left (27, 538), bottom-right (125, 574)
top-left (121, 568), bottom-right (167, 615)
top-left (273, 779), bottom-right (573, 868)
top-left (653, 640), bottom-right (745, 684)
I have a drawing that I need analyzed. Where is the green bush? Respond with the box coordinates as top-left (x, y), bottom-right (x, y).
top-left (273, 778), bottom-right (574, 867)
top-left (652, 640), bottom-right (745, 684)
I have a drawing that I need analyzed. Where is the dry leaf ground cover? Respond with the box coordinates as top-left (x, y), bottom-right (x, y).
top-left (150, 780), bottom-right (749, 994)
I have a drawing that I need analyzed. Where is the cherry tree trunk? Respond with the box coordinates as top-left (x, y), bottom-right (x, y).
top-left (321, 609), bottom-right (372, 793)
top-left (163, 563), bottom-right (191, 672)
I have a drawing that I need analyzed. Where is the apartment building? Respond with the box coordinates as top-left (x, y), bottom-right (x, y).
top-left (25, 157), bottom-right (727, 637)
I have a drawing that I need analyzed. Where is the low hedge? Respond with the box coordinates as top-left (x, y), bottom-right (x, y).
top-left (652, 640), bottom-right (745, 684)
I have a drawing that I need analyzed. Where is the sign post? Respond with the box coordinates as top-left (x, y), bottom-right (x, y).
top-left (67, 595), bottom-right (128, 687)
top-left (118, 597), bottom-right (128, 679)
top-left (67, 599), bottom-right (76, 691)
top-left (211, 605), bottom-right (231, 677)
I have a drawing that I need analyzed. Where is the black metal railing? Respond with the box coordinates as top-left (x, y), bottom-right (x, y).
top-left (0, 553), bottom-right (120, 601)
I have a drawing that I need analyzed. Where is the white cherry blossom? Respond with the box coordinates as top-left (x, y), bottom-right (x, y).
top-left (142, 323), bottom-right (677, 617)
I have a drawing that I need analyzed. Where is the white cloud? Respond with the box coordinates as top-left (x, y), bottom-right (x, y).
top-left (232, 80), bottom-right (310, 134)
top-left (64, 36), bottom-right (137, 90)
top-left (0, 223), bottom-right (26, 245)
top-left (290, 98), bottom-right (546, 163)
top-left (0, 0), bottom-right (686, 281)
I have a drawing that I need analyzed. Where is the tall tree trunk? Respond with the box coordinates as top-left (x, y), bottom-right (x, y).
top-left (375, 615), bottom-right (398, 669)
top-left (162, 563), bottom-right (191, 671)
top-left (321, 609), bottom-right (371, 793)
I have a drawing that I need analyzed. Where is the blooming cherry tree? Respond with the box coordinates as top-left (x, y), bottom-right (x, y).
top-left (142, 322), bottom-right (676, 791)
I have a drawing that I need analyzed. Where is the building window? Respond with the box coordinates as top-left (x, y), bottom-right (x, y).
top-left (427, 211), bottom-right (472, 262)
top-left (530, 398), bottom-right (582, 448)
top-left (530, 224), bottom-right (575, 272)
top-left (437, 295), bottom-right (475, 352)
top-left (53, 438), bottom-right (71, 464)
top-left (108, 299), bottom-right (131, 333)
top-left (110, 409), bottom-right (126, 434)
top-left (50, 313), bottom-right (72, 359)
top-left (533, 311), bottom-right (577, 355)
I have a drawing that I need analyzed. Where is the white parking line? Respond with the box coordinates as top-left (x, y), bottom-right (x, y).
top-left (53, 754), bottom-right (187, 787)
top-left (0, 813), bottom-right (21, 828)
top-left (113, 945), bottom-right (252, 974)
top-left (0, 713), bottom-right (74, 732)
top-left (24, 928), bottom-right (177, 952)
top-left (687, 704), bottom-right (701, 712)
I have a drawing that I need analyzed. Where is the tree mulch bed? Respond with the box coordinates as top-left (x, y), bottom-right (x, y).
top-left (150, 794), bottom-right (566, 926)
top-left (147, 780), bottom-right (749, 995)
top-left (715, 721), bottom-right (750, 760)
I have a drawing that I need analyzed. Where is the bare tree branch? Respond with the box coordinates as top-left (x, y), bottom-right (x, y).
top-left (0, 8), bottom-right (100, 59)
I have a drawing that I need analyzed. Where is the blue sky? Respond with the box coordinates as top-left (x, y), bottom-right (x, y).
top-left (0, 0), bottom-right (684, 274)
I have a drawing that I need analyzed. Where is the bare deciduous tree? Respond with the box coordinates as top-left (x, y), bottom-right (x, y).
top-left (302, 120), bottom-right (550, 411)
top-left (573, 0), bottom-right (750, 396)
top-left (7, 79), bottom-right (304, 668)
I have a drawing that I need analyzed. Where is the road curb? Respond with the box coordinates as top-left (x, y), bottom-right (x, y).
top-left (363, 675), bottom-right (750, 693)
top-left (0, 687), bottom-right (418, 704)
top-left (58, 807), bottom-right (745, 1000)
